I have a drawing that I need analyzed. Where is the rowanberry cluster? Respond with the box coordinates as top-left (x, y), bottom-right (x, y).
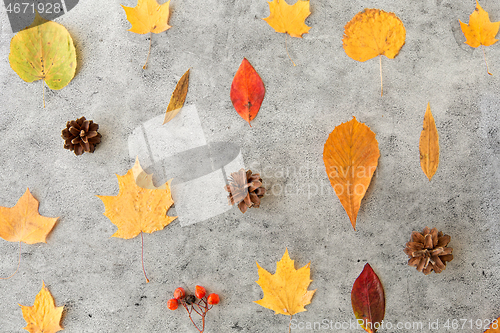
top-left (168, 286), bottom-right (220, 333)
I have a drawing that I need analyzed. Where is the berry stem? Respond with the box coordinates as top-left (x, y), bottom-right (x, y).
top-left (0, 241), bottom-right (21, 280)
top-left (141, 232), bottom-right (149, 283)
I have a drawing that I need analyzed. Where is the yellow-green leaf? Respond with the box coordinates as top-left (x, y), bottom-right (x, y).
top-left (9, 13), bottom-right (76, 90)
top-left (163, 69), bottom-right (190, 124)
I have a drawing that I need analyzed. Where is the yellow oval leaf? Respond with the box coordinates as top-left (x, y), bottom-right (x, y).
top-left (419, 103), bottom-right (440, 181)
top-left (323, 117), bottom-right (380, 230)
top-left (342, 9), bottom-right (406, 62)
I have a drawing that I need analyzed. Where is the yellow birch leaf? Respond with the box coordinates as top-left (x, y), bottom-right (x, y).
top-left (163, 69), bottom-right (190, 124)
top-left (20, 282), bottom-right (64, 333)
top-left (255, 248), bottom-right (316, 316)
top-left (419, 103), bottom-right (439, 181)
top-left (323, 117), bottom-right (380, 230)
top-left (342, 9), bottom-right (405, 95)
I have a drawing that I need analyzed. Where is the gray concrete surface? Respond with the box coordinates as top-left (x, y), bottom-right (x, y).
top-left (1, 0), bottom-right (500, 332)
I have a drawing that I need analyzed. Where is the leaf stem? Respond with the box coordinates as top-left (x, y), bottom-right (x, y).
top-left (379, 55), bottom-right (383, 96)
top-left (285, 34), bottom-right (296, 67)
top-left (288, 315), bottom-right (293, 333)
top-left (143, 32), bottom-right (152, 70)
top-left (141, 231), bottom-right (149, 283)
top-left (0, 241), bottom-right (21, 280)
top-left (482, 45), bottom-right (492, 75)
top-left (42, 80), bottom-right (46, 108)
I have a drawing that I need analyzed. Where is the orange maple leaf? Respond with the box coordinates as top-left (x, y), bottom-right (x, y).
top-left (323, 117), bottom-right (380, 230)
top-left (20, 282), bottom-right (64, 333)
top-left (122, 0), bottom-right (172, 69)
top-left (0, 188), bottom-right (58, 244)
top-left (342, 9), bottom-right (406, 95)
top-left (459, 1), bottom-right (500, 75)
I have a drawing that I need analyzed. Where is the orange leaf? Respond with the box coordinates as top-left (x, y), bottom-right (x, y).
top-left (230, 58), bottom-right (266, 126)
top-left (20, 282), bottom-right (64, 333)
top-left (460, 1), bottom-right (500, 48)
top-left (484, 316), bottom-right (500, 333)
top-left (419, 103), bottom-right (439, 181)
top-left (323, 117), bottom-right (380, 230)
top-left (263, 0), bottom-right (311, 38)
top-left (96, 161), bottom-right (176, 240)
top-left (0, 188), bottom-right (58, 244)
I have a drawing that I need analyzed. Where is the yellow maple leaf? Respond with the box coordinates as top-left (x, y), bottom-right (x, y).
top-left (0, 188), bottom-right (58, 244)
top-left (263, 0), bottom-right (311, 38)
top-left (459, 1), bottom-right (499, 75)
top-left (122, 0), bottom-right (172, 68)
top-left (342, 9), bottom-right (405, 95)
top-left (460, 1), bottom-right (500, 48)
top-left (255, 249), bottom-right (316, 316)
top-left (20, 282), bottom-right (64, 333)
top-left (96, 164), bottom-right (176, 240)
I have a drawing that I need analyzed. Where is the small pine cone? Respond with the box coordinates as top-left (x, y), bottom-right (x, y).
top-left (404, 227), bottom-right (453, 275)
top-left (61, 117), bottom-right (101, 155)
top-left (225, 169), bottom-right (266, 214)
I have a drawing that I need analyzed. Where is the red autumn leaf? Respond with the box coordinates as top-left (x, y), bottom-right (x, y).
top-left (230, 58), bottom-right (265, 126)
top-left (351, 263), bottom-right (385, 333)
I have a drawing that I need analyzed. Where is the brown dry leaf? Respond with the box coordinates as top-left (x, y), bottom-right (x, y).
top-left (342, 9), bottom-right (406, 95)
top-left (323, 117), bottom-right (380, 230)
top-left (96, 162), bottom-right (176, 240)
top-left (419, 103), bottom-right (439, 181)
top-left (484, 317), bottom-right (500, 333)
top-left (163, 69), bottom-right (190, 124)
top-left (459, 1), bottom-right (500, 75)
top-left (122, 0), bottom-right (172, 69)
top-left (0, 188), bottom-right (58, 244)
top-left (255, 248), bottom-right (316, 317)
top-left (20, 282), bottom-right (64, 333)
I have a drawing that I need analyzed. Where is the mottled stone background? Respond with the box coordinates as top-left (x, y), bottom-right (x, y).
top-left (1, 0), bottom-right (500, 332)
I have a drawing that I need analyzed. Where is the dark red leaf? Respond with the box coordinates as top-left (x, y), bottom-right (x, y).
top-left (230, 58), bottom-right (265, 126)
top-left (351, 263), bottom-right (385, 333)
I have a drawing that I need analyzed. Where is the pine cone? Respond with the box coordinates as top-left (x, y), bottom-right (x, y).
top-left (404, 227), bottom-right (453, 275)
top-left (61, 117), bottom-right (101, 155)
top-left (225, 169), bottom-right (266, 213)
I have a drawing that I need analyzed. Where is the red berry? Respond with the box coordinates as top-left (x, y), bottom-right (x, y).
top-left (207, 293), bottom-right (220, 305)
top-left (195, 285), bottom-right (206, 299)
top-left (167, 298), bottom-right (178, 310)
top-left (174, 287), bottom-right (185, 300)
